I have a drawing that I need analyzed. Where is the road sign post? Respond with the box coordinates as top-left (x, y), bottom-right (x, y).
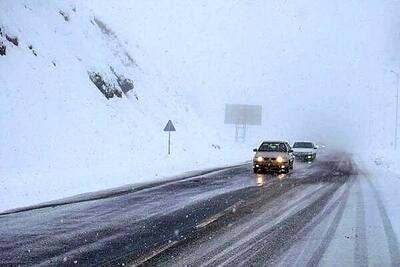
top-left (163, 120), bottom-right (176, 155)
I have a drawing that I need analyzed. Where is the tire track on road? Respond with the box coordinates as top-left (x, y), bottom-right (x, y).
top-left (365, 177), bottom-right (400, 266)
top-left (305, 178), bottom-right (354, 267)
top-left (232, 181), bottom-right (349, 267)
top-left (143, 155), bottom-right (355, 267)
top-left (354, 178), bottom-right (368, 267)
top-left (197, 185), bottom-right (331, 267)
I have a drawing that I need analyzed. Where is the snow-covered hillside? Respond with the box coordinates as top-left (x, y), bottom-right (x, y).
top-left (0, 1), bottom-right (250, 211)
top-left (88, 0), bottom-right (400, 150)
top-left (1, 0), bottom-right (399, 212)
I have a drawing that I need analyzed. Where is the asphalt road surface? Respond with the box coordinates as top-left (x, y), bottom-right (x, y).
top-left (1, 151), bottom-right (399, 266)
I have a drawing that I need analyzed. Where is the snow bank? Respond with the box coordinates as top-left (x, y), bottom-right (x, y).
top-left (356, 152), bottom-right (400, 246)
top-left (360, 149), bottom-right (400, 172)
top-left (0, 1), bottom-right (251, 212)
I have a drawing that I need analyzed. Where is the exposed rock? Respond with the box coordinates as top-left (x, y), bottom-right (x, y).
top-left (88, 71), bottom-right (122, 99)
top-left (28, 45), bottom-right (37, 56)
top-left (123, 52), bottom-right (137, 67)
top-left (0, 42), bottom-right (6, 56)
top-left (93, 17), bottom-right (115, 38)
top-left (117, 77), bottom-right (134, 94)
top-left (114, 89), bottom-right (122, 98)
top-left (110, 67), bottom-right (134, 94)
top-left (93, 18), bottom-right (137, 67)
top-left (5, 34), bottom-right (18, 46)
top-left (212, 144), bottom-right (221, 149)
top-left (59, 10), bottom-right (69, 22)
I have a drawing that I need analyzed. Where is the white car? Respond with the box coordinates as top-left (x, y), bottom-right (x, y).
top-left (292, 142), bottom-right (317, 161)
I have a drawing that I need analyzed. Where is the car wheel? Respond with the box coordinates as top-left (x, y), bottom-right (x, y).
top-left (284, 167), bottom-right (289, 173)
top-left (253, 168), bottom-right (258, 174)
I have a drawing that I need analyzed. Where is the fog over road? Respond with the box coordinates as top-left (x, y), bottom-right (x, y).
top-left (1, 151), bottom-right (399, 267)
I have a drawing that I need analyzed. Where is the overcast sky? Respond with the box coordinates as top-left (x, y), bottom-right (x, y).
top-left (91, 0), bottom-right (400, 149)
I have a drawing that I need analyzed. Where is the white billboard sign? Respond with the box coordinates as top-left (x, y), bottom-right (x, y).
top-left (224, 104), bottom-right (262, 125)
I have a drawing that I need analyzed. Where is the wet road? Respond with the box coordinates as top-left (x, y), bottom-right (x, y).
top-left (1, 152), bottom-right (399, 266)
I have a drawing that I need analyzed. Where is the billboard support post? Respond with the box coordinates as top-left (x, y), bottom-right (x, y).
top-left (225, 104), bottom-right (262, 142)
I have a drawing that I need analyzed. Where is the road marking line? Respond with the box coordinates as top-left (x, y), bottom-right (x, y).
top-left (130, 241), bottom-right (178, 267)
top-left (195, 200), bottom-right (245, 229)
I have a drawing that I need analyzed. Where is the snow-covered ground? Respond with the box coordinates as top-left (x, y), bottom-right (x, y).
top-left (363, 149), bottom-right (400, 172)
top-left (357, 151), bottom-right (400, 242)
top-left (0, 1), bottom-right (253, 212)
top-left (0, 0), bottom-right (398, 214)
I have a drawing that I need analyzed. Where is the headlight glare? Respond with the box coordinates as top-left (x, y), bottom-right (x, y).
top-left (276, 156), bottom-right (284, 163)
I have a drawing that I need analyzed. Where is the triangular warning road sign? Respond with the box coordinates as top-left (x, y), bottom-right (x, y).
top-left (163, 120), bottom-right (176, 132)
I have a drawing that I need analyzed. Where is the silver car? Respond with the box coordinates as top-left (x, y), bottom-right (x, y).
top-left (253, 141), bottom-right (294, 173)
top-left (292, 141), bottom-right (317, 161)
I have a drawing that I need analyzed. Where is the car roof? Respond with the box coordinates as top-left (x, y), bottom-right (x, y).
top-left (261, 141), bottom-right (287, 144)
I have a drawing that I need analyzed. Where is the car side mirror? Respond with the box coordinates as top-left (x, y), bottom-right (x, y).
top-left (314, 147), bottom-right (317, 149)
top-left (289, 149), bottom-right (293, 153)
top-left (253, 148), bottom-right (258, 152)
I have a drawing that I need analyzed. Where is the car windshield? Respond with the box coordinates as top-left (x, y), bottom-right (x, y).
top-left (259, 143), bottom-right (287, 152)
top-left (293, 142), bottom-right (314, 148)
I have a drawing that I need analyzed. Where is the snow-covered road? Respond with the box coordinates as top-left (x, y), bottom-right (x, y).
top-left (141, 153), bottom-right (400, 267)
top-left (1, 151), bottom-right (399, 267)
top-left (146, 153), bottom-right (357, 267)
top-left (277, 165), bottom-right (400, 267)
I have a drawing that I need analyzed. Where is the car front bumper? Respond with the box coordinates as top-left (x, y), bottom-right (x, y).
top-left (253, 160), bottom-right (289, 171)
top-left (294, 153), bottom-right (316, 161)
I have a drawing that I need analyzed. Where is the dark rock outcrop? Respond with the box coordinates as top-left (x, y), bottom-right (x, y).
top-left (5, 34), bottom-right (18, 46)
top-left (93, 17), bottom-right (115, 37)
top-left (88, 72), bottom-right (122, 99)
top-left (59, 10), bottom-right (70, 21)
top-left (28, 45), bottom-right (37, 56)
top-left (0, 42), bottom-right (6, 56)
top-left (117, 77), bottom-right (134, 94)
top-left (110, 67), bottom-right (134, 94)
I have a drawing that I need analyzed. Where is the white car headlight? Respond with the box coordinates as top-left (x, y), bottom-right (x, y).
top-left (256, 156), bottom-right (264, 162)
top-left (276, 156), bottom-right (284, 163)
